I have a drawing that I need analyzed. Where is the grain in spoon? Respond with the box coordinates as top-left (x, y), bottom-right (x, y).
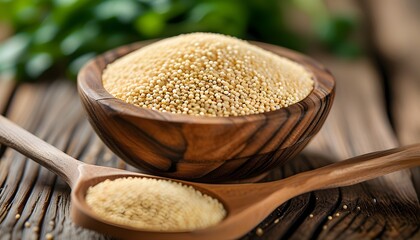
top-left (0, 115), bottom-right (419, 240)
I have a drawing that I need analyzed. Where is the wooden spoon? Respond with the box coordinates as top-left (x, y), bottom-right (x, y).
top-left (0, 115), bottom-right (419, 240)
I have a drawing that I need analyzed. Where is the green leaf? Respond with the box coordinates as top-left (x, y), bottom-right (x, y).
top-left (33, 21), bottom-right (59, 44)
top-left (12, 0), bottom-right (46, 27)
top-left (0, 0), bottom-right (14, 21)
top-left (332, 41), bottom-right (361, 58)
top-left (187, 1), bottom-right (248, 37)
top-left (0, 33), bottom-right (30, 72)
top-left (316, 15), bottom-right (357, 45)
top-left (94, 0), bottom-right (142, 23)
top-left (135, 11), bottom-right (166, 38)
top-left (51, 0), bottom-right (94, 26)
top-left (25, 52), bottom-right (53, 78)
top-left (60, 22), bottom-right (99, 55)
top-left (68, 52), bottom-right (95, 77)
top-left (150, 0), bottom-right (171, 14)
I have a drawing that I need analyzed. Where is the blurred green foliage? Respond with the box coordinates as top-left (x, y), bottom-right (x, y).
top-left (0, 0), bottom-right (360, 82)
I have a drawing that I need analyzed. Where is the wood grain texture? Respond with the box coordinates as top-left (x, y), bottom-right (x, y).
top-left (77, 41), bottom-right (335, 182)
top-left (0, 66), bottom-right (419, 239)
top-left (362, 0), bottom-right (420, 197)
top-left (0, 82), bottom-right (107, 240)
top-left (0, 115), bottom-right (81, 186)
top-left (306, 56), bottom-right (418, 240)
top-left (1, 105), bottom-right (419, 240)
top-left (0, 80), bottom-right (15, 115)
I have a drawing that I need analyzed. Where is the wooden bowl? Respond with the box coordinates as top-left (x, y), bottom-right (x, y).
top-left (77, 41), bottom-right (335, 182)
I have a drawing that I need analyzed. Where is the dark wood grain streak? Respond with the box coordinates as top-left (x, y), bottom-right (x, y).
top-left (77, 41), bottom-right (335, 182)
top-left (0, 81), bottom-right (16, 115)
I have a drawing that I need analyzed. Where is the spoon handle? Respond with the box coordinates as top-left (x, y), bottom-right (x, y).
top-left (284, 144), bottom-right (420, 193)
top-left (0, 115), bottom-right (82, 186)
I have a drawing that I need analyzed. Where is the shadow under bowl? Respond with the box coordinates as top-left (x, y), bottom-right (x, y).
top-left (77, 41), bottom-right (335, 182)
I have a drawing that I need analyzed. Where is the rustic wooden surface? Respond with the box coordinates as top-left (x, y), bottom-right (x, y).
top-left (4, 107), bottom-right (418, 240)
top-left (0, 60), bottom-right (419, 240)
top-left (361, 0), bottom-right (420, 197)
top-left (1, 1), bottom-right (420, 239)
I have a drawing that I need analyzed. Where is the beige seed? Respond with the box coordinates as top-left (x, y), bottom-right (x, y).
top-left (328, 216), bottom-right (333, 220)
top-left (274, 218), bottom-right (280, 224)
top-left (102, 33), bottom-right (314, 117)
top-left (335, 213), bottom-right (340, 217)
top-left (15, 214), bottom-right (20, 219)
top-left (25, 221), bottom-right (31, 228)
top-left (309, 214), bottom-right (314, 218)
top-left (45, 233), bottom-right (54, 240)
top-left (32, 226), bottom-right (39, 233)
top-left (256, 227), bottom-right (264, 236)
top-left (357, 206), bottom-right (361, 211)
top-left (323, 225), bottom-right (328, 230)
top-left (343, 205), bottom-right (348, 210)
top-left (49, 220), bottom-right (55, 226)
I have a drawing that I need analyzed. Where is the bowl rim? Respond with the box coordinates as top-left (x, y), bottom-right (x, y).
top-left (78, 40), bottom-right (335, 125)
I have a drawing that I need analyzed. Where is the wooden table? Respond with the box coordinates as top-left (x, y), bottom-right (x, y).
top-left (0, 61), bottom-right (419, 240)
top-left (0, 1), bottom-right (419, 239)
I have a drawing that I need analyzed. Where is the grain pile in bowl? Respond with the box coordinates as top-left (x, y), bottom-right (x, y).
top-left (102, 33), bottom-right (314, 117)
top-left (85, 177), bottom-right (226, 231)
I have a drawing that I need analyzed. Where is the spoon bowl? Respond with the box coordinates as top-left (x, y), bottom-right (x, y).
top-left (1, 115), bottom-right (419, 240)
top-left (77, 41), bottom-right (335, 182)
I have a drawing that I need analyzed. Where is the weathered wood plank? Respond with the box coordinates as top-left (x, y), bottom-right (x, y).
top-left (0, 82), bottom-right (111, 240)
top-left (362, 0), bottom-right (420, 202)
top-left (0, 80), bottom-right (15, 115)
